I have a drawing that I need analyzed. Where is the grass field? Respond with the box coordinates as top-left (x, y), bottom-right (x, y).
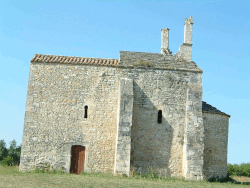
top-left (0, 166), bottom-right (248, 188)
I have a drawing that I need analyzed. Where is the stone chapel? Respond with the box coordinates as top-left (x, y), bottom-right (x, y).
top-left (20, 17), bottom-right (230, 180)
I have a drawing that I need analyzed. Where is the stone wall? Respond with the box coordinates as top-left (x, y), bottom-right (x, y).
top-left (203, 112), bottom-right (229, 179)
top-left (130, 69), bottom-right (188, 177)
top-left (20, 50), bottom-right (203, 179)
top-left (114, 78), bottom-right (134, 176)
top-left (20, 63), bottom-right (120, 173)
top-left (121, 51), bottom-right (203, 180)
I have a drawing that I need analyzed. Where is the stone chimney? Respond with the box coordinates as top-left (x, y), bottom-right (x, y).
top-left (174, 16), bottom-right (194, 62)
top-left (184, 16), bottom-right (194, 44)
top-left (161, 28), bottom-right (172, 55)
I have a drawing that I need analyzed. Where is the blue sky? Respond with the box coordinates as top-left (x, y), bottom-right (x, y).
top-left (0, 0), bottom-right (249, 164)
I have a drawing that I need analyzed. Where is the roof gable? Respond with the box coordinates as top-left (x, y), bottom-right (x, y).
top-left (202, 101), bottom-right (230, 117)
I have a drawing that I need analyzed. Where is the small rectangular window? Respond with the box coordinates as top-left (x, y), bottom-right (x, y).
top-left (84, 106), bottom-right (88, 118)
top-left (158, 110), bottom-right (162, 123)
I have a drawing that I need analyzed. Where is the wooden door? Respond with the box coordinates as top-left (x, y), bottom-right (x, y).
top-left (70, 145), bottom-right (85, 174)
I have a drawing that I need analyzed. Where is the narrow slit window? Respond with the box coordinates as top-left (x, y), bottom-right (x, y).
top-left (158, 110), bottom-right (162, 123)
top-left (84, 106), bottom-right (88, 118)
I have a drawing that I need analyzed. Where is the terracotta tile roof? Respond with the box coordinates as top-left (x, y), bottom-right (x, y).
top-left (202, 101), bottom-right (230, 117)
top-left (31, 54), bottom-right (120, 66)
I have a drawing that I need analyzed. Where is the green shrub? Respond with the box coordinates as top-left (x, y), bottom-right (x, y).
top-left (0, 140), bottom-right (8, 161)
top-left (228, 163), bottom-right (250, 177)
top-left (1, 156), bottom-right (14, 166)
top-left (240, 163), bottom-right (250, 177)
top-left (0, 139), bottom-right (21, 166)
top-left (8, 140), bottom-right (21, 165)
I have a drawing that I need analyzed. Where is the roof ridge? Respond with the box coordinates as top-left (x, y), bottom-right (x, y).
top-left (31, 54), bottom-right (119, 66)
top-left (32, 54), bottom-right (118, 60)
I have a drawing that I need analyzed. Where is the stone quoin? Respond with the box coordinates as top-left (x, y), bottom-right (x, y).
top-left (19, 16), bottom-right (230, 180)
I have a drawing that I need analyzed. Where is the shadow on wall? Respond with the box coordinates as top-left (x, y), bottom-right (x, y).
top-left (130, 81), bottom-right (174, 177)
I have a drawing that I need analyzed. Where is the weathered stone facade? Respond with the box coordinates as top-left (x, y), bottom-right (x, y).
top-left (202, 102), bottom-right (230, 179)
top-left (20, 17), bottom-right (230, 180)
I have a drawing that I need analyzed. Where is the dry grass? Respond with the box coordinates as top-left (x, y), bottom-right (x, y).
top-left (231, 176), bottom-right (250, 182)
top-left (0, 165), bottom-right (247, 188)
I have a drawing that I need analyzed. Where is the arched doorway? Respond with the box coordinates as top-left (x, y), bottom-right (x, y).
top-left (70, 145), bottom-right (85, 174)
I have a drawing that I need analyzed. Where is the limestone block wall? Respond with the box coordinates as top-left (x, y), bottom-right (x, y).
top-left (130, 70), bottom-right (203, 179)
top-left (182, 73), bottom-right (204, 180)
top-left (120, 51), bottom-right (203, 179)
top-left (174, 44), bottom-right (193, 62)
top-left (203, 112), bottom-right (229, 179)
top-left (114, 78), bottom-right (134, 176)
top-left (20, 50), bottom-right (204, 180)
top-left (20, 63), bottom-right (120, 173)
top-left (130, 69), bottom-right (188, 177)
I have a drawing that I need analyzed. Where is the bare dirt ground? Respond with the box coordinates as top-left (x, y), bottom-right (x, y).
top-left (232, 176), bottom-right (250, 183)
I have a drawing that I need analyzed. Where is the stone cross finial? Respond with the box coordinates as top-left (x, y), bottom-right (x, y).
top-left (161, 28), bottom-right (172, 55)
top-left (184, 16), bottom-right (194, 44)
